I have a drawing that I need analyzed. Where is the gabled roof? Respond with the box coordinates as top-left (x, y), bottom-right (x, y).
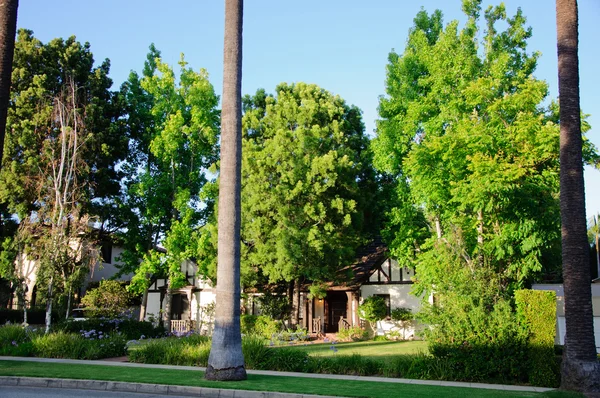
top-left (327, 237), bottom-right (388, 291)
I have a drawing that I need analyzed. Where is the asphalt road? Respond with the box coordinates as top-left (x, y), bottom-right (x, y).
top-left (0, 386), bottom-right (192, 398)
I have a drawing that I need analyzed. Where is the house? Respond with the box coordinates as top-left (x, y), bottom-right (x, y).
top-left (533, 282), bottom-right (600, 352)
top-left (145, 239), bottom-right (425, 337)
top-left (9, 240), bottom-right (132, 311)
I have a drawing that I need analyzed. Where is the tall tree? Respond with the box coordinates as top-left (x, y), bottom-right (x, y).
top-left (373, 0), bottom-right (598, 298)
top-left (556, 0), bottom-right (600, 391)
top-left (0, 0), bottom-right (17, 173)
top-left (206, 0), bottom-right (246, 381)
top-left (0, 31), bottom-right (127, 324)
top-left (119, 48), bottom-right (220, 324)
top-left (240, 83), bottom-right (381, 323)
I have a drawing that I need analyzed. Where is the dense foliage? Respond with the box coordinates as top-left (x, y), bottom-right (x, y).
top-left (373, 0), bottom-right (597, 292)
top-left (515, 289), bottom-right (558, 387)
top-left (80, 280), bottom-right (133, 318)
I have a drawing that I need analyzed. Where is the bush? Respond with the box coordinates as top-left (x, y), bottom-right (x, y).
top-left (30, 331), bottom-right (126, 359)
top-left (337, 326), bottom-right (368, 341)
top-left (359, 296), bottom-right (388, 324)
top-left (515, 289), bottom-right (558, 387)
top-left (0, 324), bottom-right (40, 356)
top-left (423, 297), bottom-right (529, 383)
top-left (54, 317), bottom-right (165, 340)
top-left (128, 334), bottom-right (211, 366)
top-left (80, 280), bottom-right (132, 318)
top-left (240, 314), bottom-right (280, 340)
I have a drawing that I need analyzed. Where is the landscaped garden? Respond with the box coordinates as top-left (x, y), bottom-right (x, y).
top-left (0, 289), bottom-right (562, 389)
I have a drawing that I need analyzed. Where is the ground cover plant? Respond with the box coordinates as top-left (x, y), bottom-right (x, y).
top-left (0, 323), bottom-right (126, 359)
top-left (0, 360), bottom-right (583, 398)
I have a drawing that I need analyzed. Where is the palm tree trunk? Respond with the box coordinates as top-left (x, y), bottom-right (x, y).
top-left (205, 0), bottom-right (246, 381)
top-left (556, 0), bottom-right (600, 392)
top-left (0, 0), bottom-right (18, 173)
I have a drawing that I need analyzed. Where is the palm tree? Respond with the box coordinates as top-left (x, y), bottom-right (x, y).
top-left (205, 0), bottom-right (246, 381)
top-left (556, 0), bottom-right (600, 392)
top-left (0, 0), bottom-right (18, 173)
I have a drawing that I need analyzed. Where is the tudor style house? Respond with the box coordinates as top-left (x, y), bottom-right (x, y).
top-left (144, 239), bottom-right (425, 338)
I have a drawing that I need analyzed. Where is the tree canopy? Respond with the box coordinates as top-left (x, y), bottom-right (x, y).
top-left (373, 1), bottom-right (597, 297)
top-left (239, 83), bottom-right (382, 289)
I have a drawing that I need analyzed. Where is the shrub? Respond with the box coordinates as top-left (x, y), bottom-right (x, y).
top-left (265, 347), bottom-right (309, 372)
top-left (0, 324), bottom-right (40, 356)
top-left (515, 289), bottom-right (558, 387)
top-left (128, 334), bottom-right (211, 366)
top-left (423, 297), bottom-right (529, 383)
top-left (242, 335), bottom-right (270, 369)
top-left (251, 315), bottom-right (281, 340)
top-left (359, 296), bottom-right (388, 324)
top-left (31, 331), bottom-right (126, 359)
top-left (337, 326), bottom-right (368, 341)
top-left (240, 314), bottom-right (281, 339)
top-left (54, 317), bottom-right (165, 340)
top-left (256, 292), bottom-right (290, 320)
top-left (80, 280), bottom-right (132, 318)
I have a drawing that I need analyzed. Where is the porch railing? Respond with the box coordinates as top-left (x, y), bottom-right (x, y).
top-left (170, 319), bottom-right (196, 334)
top-left (312, 316), bottom-right (322, 336)
top-left (338, 317), bottom-right (351, 331)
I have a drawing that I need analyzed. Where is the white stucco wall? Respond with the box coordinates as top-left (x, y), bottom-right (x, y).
top-left (360, 284), bottom-right (422, 338)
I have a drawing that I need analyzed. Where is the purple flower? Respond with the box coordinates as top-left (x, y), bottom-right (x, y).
top-left (11, 340), bottom-right (17, 346)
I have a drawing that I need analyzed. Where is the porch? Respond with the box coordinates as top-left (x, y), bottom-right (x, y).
top-left (303, 290), bottom-right (360, 335)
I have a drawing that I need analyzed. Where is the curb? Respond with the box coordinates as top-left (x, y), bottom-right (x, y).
top-left (0, 376), bottom-right (340, 398)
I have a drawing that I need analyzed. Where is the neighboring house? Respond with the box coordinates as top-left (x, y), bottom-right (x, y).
top-left (533, 282), bottom-right (600, 352)
top-left (145, 239), bottom-right (425, 337)
top-left (10, 240), bottom-right (132, 310)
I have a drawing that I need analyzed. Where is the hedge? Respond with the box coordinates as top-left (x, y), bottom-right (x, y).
top-left (515, 289), bottom-right (558, 387)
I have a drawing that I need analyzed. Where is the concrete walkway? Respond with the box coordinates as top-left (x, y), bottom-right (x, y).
top-left (0, 356), bottom-right (555, 396)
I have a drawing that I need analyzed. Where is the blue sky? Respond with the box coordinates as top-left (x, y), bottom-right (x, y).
top-left (17, 0), bottom-right (600, 220)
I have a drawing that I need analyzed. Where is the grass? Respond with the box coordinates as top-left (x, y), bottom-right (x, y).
top-left (0, 360), bottom-right (583, 398)
top-left (281, 339), bottom-right (428, 359)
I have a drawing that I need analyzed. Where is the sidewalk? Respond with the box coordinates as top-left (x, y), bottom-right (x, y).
top-left (0, 356), bottom-right (555, 396)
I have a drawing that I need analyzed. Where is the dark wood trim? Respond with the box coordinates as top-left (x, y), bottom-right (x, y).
top-left (362, 281), bottom-right (414, 285)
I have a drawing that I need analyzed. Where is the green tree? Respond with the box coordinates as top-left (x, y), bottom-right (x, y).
top-left (1, 30), bottom-right (127, 223)
top-left (373, 1), bottom-right (597, 299)
top-left (118, 47), bottom-right (220, 326)
top-left (240, 83), bottom-right (382, 324)
top-left (206, 0), bottom-right (247, 381)
top-left (556, 0), bottom-right (600, 391)
top-left (0, 31), bottom-right (126, 331)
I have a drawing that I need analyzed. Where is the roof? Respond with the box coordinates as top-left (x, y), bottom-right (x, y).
top-left (327, 237), bottom-right (389, 291)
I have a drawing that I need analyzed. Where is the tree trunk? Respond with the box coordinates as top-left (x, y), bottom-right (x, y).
top-left (556, 0), bottom-right (600, 392)
top-left (205, 0), bottom-right (246, 381)
top-left (291, 280), bottom-right (300, 327)
top-left (163, 283), bottom-right (173, 330)
top-left (0, 0), bottom-right (18, 173)
top-left (44, 276), bottom-right (53, 334)
top-left (139, 288), bottom-right (148, 322)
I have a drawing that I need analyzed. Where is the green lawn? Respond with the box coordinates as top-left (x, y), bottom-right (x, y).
top-left (281, 339), bottom-right (428, 359)
top-left (0, 360), bottom-right (582, 398)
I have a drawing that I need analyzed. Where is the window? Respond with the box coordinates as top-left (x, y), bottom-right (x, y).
top-left (375, 294), bottom-right (391, 318)
top-left (100, 243), bottom-right (112, 264)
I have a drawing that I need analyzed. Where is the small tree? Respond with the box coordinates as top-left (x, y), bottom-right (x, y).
top-left (81, 280), bottom-right (132, 318)
top-left (391, 307), bottom-right (414, 340)
top-left (359, 296), bottom-right (388, 335)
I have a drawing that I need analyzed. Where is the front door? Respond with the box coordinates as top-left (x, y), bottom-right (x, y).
top-left (171, 293), bottom-right (190, 321)
top-left (326, 292), bottom-right (347, 333)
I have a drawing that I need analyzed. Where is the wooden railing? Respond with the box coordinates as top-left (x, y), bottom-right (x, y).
top-left (338, 317), bottom-right (351, 331)
top-left (171, 320), bottom-right (196, 334)
top-left (312, 316), bottom-right (322, 336)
